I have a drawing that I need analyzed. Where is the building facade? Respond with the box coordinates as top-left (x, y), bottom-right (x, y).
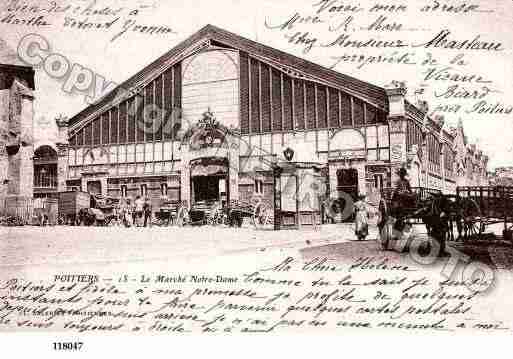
top-left (56, 25), bottom-right (489, 225)
top-left (452, 119), bottom-right (489, 188)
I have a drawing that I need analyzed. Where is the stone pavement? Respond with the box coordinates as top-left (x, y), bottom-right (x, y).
top-left (0, 223), bottom-right (377, 267)
top-left (1, 222), bottom-right (512, 270)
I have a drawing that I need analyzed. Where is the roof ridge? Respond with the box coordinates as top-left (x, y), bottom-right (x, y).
top-left (69, 24), bottom-right (388, 126)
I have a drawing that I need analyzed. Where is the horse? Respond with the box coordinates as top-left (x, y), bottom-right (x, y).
top-left (413, 194), bottom-right (453, 256)
top-left (378, 193), bottom-right (452, 257)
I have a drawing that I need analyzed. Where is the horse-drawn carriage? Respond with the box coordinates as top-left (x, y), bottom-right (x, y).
top-left (378, 185), bottom-right (513, 252)
top-left (58, 191), bottom-right (120, 226)
top-left (154, 199), bottom-right (190, 226)
top-left (174, 198), bottom-right (272, 228)
top-left (187, 200), bottom-right (225, 226)
top-left (89, 195), bottom-right (120, 226)
top-left (226, 199), bottom-right (273, 228)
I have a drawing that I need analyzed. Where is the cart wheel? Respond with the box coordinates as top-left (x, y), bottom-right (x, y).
top-left (461, 198), bottom-right (483, 239)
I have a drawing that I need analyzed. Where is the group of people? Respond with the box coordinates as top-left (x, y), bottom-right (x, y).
top-left (354, 166), bottom-right (449, 257)
top-left (116, 196), bottom-right (153, 227)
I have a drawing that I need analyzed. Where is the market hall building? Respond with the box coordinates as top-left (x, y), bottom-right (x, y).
top-left (53, 25), bottom-right (485, 226)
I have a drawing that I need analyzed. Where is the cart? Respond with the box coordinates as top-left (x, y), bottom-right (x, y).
top-left (91, 195), bottom-right (120, 226)
top-left (155, 199), bottom-right (185, 226)
top-left (379, 187), bottom-right (442, 223)
top-left (58, 191), bottom-right (91, 225)
top-left (188, 200), bottom-right (223, 226)
top-left (227, 199), bottom-right (273, 228)
top-left (456, 186), bottom-right (513, 240)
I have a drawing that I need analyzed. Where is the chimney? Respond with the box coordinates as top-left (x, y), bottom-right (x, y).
top-left (55, 114), bottom-right (69, 146)
top-left (385, 81), bottom-right (407, 118)
top-left (417, 100), bottom-right (429, 114)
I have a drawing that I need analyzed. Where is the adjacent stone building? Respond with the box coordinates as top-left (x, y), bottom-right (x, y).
top-left (0, 38), bottom-right (35, 205)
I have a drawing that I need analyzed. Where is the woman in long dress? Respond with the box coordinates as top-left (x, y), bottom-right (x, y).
top-left (354, 194), bottom-right (369, 241)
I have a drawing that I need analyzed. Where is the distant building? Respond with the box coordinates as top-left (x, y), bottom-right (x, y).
top-left (489, 166), bottom-right (513, 186)
top-left (451, 119), bottom-right (489, 188)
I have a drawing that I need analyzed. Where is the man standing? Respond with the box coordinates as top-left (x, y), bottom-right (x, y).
top-left (392, 167), bottom-right (413, 232)
top-left (134, 196), bottom-right (144, 227)
top-left (393, 167), bottom-right (412, 197)
top-left (354, 194), bottom-right (370, 241)
top-left (143, 197), bottom-right (153, 227)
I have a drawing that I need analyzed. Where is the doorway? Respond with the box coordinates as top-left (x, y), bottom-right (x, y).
top-left (189, 157), bottom-right (229, 207)
top-left (334, 168), bottom-right (359, 222)
top-left (192, 176), bottom-right (223, 203)
top-left (337, 168), bottom-right (358, 199)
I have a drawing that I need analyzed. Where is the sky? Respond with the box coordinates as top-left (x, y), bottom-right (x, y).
top-left (0, 0), bottom-right (512, 169)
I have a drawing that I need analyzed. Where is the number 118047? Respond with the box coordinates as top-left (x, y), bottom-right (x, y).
top-left (53, 342), bottom-right (83, 351)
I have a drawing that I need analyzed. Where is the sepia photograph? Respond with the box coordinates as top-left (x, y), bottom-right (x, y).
top-left (0, 0), bottom-right (513, 354)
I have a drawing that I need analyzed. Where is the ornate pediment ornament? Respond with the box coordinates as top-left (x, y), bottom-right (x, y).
top-left (184, 109), bottom-right (229, 150)
top-left (198, 108), bottom-right (218, 128)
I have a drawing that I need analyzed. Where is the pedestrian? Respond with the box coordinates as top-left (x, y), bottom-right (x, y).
top-left (123, 199), bottom-right (132, 227)
top-left (143, 197), bottom-right (152, 227)
top-left (134, 196), bottom-right (144, 227)
top-left (354, 194), bottom-right (369, 241)
top-left (392, 167), bottom-right (413, 232)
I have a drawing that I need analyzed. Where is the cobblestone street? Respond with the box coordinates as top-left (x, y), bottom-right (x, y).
top-left (1, 223), bottom-right (512, 270)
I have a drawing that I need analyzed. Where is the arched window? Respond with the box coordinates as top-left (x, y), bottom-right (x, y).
top-left (181, 50), bottom-right (239, 129)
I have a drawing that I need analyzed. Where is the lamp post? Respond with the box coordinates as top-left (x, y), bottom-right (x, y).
top-left (273, 164), bottom-right (282, 231)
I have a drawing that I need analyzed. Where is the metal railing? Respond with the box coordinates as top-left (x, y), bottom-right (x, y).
top-left (0, 196), bottom-right (35, 225)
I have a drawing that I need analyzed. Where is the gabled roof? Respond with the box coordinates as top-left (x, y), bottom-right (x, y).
top-left (69, 24), bottom-right (388, 128)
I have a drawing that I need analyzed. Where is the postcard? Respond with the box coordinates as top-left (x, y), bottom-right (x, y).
top-left (1, 0), bottom-right (512, 354)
